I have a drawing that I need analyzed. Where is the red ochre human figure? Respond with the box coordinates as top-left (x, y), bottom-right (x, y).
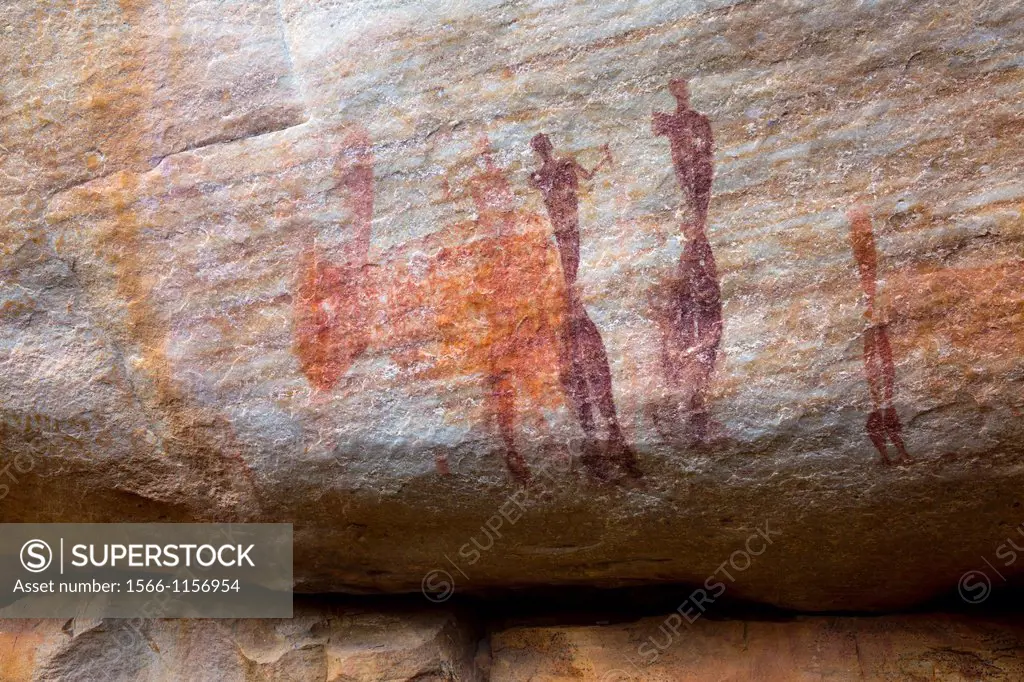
top-left (530, 133), bottom-right (641, 481)
top-left (652, 79), bottom-right (723, 442)
top-left (653, 79), bottom-right (714, 221)
top-left (294, 127), bottom-right (375, 391)
top-left (847, 206), bottom-right (911, 465)
top-left (381, 136), bottom-right (567, 485)
top-left (471, 144), bottom-right (532, 483)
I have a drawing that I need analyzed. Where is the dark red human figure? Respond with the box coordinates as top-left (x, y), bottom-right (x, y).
top-left (652, 79), bottom-right (723, 442)
top-left (530, 133), bottom-right (641, 481)
top-left (652, 79), bottom-right (714, 221)
top-left (848, 207), bottom-right (911, 464)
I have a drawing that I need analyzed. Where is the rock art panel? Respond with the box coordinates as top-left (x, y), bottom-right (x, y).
top-left (2, 0), bottom-right (1023, 611)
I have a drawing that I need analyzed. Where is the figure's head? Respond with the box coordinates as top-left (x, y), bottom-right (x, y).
top-left (468, 147), bottom-right (514, 225)
top-left (531, 133), bottom-right (553, 159)
top-left (669, 79), bottom-right (691, 107)
top-left (469, 168), bottom-right (513, 217)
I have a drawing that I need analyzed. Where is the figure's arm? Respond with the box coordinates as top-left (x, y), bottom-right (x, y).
top-left (529, 170), bottom-right (543, 190)
top-left (579, 145), bottom-right (613, 179)
top-left (696, 115), bottom-right (714, 153)
top-left (652, 112), bottom-right (669, 136)
top-left (590, 144), bottom-right (613, 175)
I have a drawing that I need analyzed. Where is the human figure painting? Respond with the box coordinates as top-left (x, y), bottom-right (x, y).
top-left (467, 143), bottom-right (535, 484)
top-left (847, 206), bottom-right (911, 465)
top-left (381, 138), bottom-right (568, 485)
top-left (652, 79), bottom-right (723, 443)
top-left (530, 133), bottom-right (641, 481)
top-left (294, 127), bottom-right (375, 391)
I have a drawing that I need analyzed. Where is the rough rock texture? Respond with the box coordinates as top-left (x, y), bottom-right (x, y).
top-left (2, 0), bottom-right (1023, 610)
top-left (5, 611), bottom-right (1024, 681)
top-left (0, 603), bottom-right (483, 681)
top-left (491, 614), bottom-right (1024, 681)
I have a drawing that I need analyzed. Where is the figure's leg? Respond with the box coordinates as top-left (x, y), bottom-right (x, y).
top-left (558, 310), bottom-right (612, 478)
top-left (685, 371), bottom-right (710, 443)
top-left (487, 370), bottom-right (530, 484)
top-left (673, 355), bottom-right (712, 444)
top-left (865, 409), bottom-right (891, 464)
top-left (883, 407), bottom-right (911, 462)
top-left (557, 314), bottom-right (596, 438)
top-left (866, 325), bottom-right (910, 460)
top-left (575, 311), bottom-right (641, 477)
top-left (574, 312), bottom-right (617, 430)
top-left (862, 326), bottom-right (905, 463)
top-left (655, 268), bottom-right (693, 440)
top-left (862, 327), bottom-right (887, 408)
top-left (874, 326), bottom-right (898, 405)
top-left (563, 307), bottom-right (626, 479)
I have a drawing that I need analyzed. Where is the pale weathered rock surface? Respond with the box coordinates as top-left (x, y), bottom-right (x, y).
top-left (1, 0), bottom-right (1023, 610)
top-left (0, 603), bottom-right (483, 681)
top-left (491, 614), bottom-right (1024, 681)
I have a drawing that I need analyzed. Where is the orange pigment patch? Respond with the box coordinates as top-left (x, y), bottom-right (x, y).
top-left (0, 629), bottom-right (45, 680)
top-left (51, 173), bottom-right (258, 505)
top-left (293, 250), bottom-right (370, 391)
top-left (887, 262), bottom-right (1024, 366)
top-left (384, 211), bottom-right (568, 412)
top-left (104, 173), bottom-right (177, 399)
top-left (291, 124), bottom-right (375, 391)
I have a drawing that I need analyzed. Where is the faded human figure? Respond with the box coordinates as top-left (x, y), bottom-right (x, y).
top-left (384, 139), bottom-right (568, 485)
top-left (530, 133), bottom-right (641, 481)
top-left (652, 79), bottom-right (723, 443)
top-left (470, 146), bottom-right (533, 483)
top-left (294, 127), bottom-right (375, 391)
top-left (848, 206), bottom-right (911, 464)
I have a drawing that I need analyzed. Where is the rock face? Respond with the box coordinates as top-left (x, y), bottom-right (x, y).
top-left (0, 603), bottom-right (484, 681)
top-left (1, 0), bottom-right (1023, 610)
top-left (491, 614), bottom-right (1024, 681)
top-left (5, 610), bottom-right (1024, 681)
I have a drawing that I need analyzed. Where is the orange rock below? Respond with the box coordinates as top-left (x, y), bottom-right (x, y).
top-left (491, 614), bottom-right (1024, 681)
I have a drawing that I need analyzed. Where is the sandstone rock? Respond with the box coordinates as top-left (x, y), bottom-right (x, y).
top-left (0, 603), bottom-right (483, 681)
top-left (1, 0), bottom-right (1023, 610)
top-left (491, 614), bottom-right (1024, 681)
top-left (6, 611), bottom-right (1024, 681)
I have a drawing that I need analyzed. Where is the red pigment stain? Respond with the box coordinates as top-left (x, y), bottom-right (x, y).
top-left (434, 452), bottom-right (451, 476)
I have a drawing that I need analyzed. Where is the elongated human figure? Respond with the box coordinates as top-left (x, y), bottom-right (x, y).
top-left (652, 79), bottom-right (723, 442)
top-left (530, 133), bottom-right (640, 480)
top-left (294, 127), bottom-right (375, 390)
top-left (848, 206), bottom-right (910, 464)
